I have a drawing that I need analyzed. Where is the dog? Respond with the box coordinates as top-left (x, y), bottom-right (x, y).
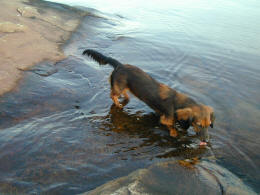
top-left (82, 49), bottom-right (215, 143)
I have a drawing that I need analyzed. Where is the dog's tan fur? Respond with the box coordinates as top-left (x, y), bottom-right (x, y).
top-left (83, 50), bottom-right (215, 141)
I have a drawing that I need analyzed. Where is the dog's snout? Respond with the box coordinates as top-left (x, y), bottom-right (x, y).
top-left (197, 128), bottom-right (209, 143)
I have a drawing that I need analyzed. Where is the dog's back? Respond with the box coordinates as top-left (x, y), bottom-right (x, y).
top-left (82, 49), bottom-right (178, 114)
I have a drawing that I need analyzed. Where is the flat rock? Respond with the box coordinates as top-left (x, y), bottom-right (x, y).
top-left (0, 22), bottom-right (27, 33)
top-left (0, 0), bottom-right (85, 96)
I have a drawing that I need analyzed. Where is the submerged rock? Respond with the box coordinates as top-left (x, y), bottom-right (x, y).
top-left (82, 159), bottom-right (256, 195)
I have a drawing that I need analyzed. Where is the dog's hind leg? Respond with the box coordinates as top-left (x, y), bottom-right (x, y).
top-left (122, 88), bottom-right (129, 101)
top-left (110, 89), bottom-right (122, 108)
top-left (110, 83), bottom-right (129, 108)
top-left (110, 71), bottom-right (129, 108)
top-left (122, 88), bottom-right (130, 105)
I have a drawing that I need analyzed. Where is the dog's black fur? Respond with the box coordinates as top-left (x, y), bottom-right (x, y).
top-left (83, 49), bottom-right (215, 142)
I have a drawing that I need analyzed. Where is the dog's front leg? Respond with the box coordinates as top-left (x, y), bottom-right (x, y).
top-left (169, 126), bottom-right (177, 137)
top-left (160, 115), bottom-right (177, 137)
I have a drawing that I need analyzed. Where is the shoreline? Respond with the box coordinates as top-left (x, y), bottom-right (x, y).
top-left (0, 0), bottom-right (86, 96)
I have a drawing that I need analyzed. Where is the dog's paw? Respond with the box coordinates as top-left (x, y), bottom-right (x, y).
top-left (170, 128), bottom-right (178, 137)
top-left (115, 103), bottom-right (123, 109)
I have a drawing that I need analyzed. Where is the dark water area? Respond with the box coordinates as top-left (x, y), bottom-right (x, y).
top-left (1, 0), bottom-right (260, 194)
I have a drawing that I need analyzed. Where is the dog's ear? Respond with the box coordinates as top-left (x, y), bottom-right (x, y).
top-left (210, 111), bottom-right (215, 128)
top-left (176, 108), bottom-right (193, 125)
top-left (205, 106), bottom-right (215, 128)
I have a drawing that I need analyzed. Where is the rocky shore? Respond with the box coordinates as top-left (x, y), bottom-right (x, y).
top-left (0, 0), bottom-right (85, 96)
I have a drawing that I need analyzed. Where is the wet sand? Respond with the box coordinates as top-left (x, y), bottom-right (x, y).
top-left (0, 0), bottom-right (85, 96)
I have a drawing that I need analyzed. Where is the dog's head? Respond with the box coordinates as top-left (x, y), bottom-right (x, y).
top-left (176, 105), bottom-right (215, 142)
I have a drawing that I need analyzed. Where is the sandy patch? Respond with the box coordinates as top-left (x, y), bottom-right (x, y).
top-left (0, 0), bottom-right (85, 96)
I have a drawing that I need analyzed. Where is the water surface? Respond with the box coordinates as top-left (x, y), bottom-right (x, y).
top-left (0, 0), bottom-right (259, 194)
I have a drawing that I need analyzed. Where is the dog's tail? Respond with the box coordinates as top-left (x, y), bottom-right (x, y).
top-left (82, 49), bottom-right (122, 69)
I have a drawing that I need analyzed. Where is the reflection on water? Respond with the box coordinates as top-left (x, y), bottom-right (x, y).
top-left (1, 0), bottom-right (260, 194)
top-left (0, 57), bottom-right (211, 194)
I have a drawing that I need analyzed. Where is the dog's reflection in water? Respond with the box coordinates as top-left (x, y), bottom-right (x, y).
top-left (101, 104), bottom-right (207, 159)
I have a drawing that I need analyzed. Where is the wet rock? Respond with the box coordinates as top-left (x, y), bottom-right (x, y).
top-left (0, 22), bottom-right (27, 33)
top-left (0, 0), bottom-right (85, 96)
top-left (82, 159), bottom-right (256, 195)
top-left (198, 160), bottom-right (257, 195)
top-left (23, 61), bottom-right (58, 76)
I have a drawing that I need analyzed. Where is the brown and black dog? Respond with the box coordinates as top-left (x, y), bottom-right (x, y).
top-left (83, 49), bottom-right (215, 143)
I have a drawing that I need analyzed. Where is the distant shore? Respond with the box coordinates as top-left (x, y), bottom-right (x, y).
top-left (0, 0), bottom-right (85, 96)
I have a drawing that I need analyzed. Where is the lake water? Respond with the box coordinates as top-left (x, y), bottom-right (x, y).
top-left (0, 0), bottom-right (259, 194)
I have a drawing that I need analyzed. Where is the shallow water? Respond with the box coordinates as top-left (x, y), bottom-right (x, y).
top-left (0, 0), bottom-right (260, 194)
